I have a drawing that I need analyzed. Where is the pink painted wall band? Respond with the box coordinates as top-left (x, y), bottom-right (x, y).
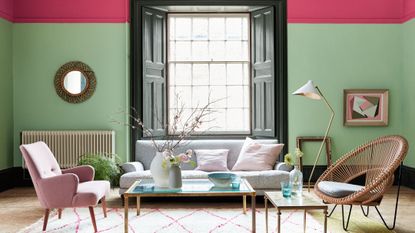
top-left (0, 0), bottom-right (13, 22)
top-left (1, 0), bottom-right (415, 23)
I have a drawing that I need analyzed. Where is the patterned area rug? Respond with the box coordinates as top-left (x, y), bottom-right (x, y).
top-left (19, 208), bottom-right (327, 233)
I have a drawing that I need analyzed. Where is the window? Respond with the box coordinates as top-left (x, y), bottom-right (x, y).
top-left (131, 1), bottom-right (287, 151)
top-left (168, 14), bottom-right (250, 134)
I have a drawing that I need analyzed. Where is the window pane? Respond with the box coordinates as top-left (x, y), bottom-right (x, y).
top-left (169, 63), bottom-right (176, 85)
top-left (175, 64), bottom-right (191, 85)
top-left (226, 18), bottom-right (242, 40)
top-left (242, 17), bottom-right (249, 41)
top-left (227, 109), bottom-right (245, 131)
top-left (209, 41), bottom-right (226, 61)
top-left (243, 63), bottom-right (249, 85)
top-left (192, 86), bottom-right (209, 108)
top-left (192, 18), bottom-right (208, 40)
top-left (193, 64), bottom-right (209, 85)
top-left (209, 86), bottom-right (227, 108)
top-left (169, 17), bottom-right (175, 40)
top-left (175, 18), bottom-right (191, 40)
top-left (226, 41), bottom-right (243, 60)
top-left (210, 64), bottom-right (226, 85)
top-left (209, 109), bottom-right (226, 131)
top-left (174, 86), bottom-right (191, 102)
top-left (192, 42), bottom-right (209, 61)
top-left (227, 63), bottom-right (243, 85)
top-left (169, 42), bottom-right (176, 60)
top-left (209, 17), bottom-right (225, 40)
top-left (175, 42), bottom-right (191, 61)
top-left (227, 86), bottom-right (244, 108)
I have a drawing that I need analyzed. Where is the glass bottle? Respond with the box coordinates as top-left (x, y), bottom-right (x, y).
top-left (289, 159), bottom-right (303, 196)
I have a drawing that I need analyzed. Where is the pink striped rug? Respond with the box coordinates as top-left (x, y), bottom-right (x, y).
top-left (19, 208), bottom-right (327, 233)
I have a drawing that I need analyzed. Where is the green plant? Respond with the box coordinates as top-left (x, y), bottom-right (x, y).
top-left (78, 154), bottom-right (122, 187)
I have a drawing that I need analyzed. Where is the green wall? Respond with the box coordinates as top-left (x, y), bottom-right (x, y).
top-left (6, 22), bottom-right (414, 168)
top-left (0, 18), bottom-right (14, 170)
top-left (288, 24), bottom-right (403, 165)
top-left (12, 24), bottom-right (130, 166)
top-left (402, 19), bottom-right (415, 167)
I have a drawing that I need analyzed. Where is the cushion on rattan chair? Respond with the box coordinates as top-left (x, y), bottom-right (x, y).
top-left (318, 181), bottom-right (364, 198)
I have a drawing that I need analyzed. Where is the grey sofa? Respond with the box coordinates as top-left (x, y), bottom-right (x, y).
top-left (119, 139), bottom-right (291, 195)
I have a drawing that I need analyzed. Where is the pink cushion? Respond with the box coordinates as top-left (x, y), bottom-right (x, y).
top-left (72, 180), bottom-right (110, 207)
top-left (195, 149), bottom-right (229, 172)
top-left (231, 137), bottom-right (284, 171)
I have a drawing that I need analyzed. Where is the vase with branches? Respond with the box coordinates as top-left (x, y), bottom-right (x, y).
top-left (113, 95), bottom-right (219, 187)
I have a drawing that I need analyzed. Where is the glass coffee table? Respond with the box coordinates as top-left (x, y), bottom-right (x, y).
top-left (124, 178), bottom-right (257, 233)
top-left (264, 191), bottom-right (328, 233)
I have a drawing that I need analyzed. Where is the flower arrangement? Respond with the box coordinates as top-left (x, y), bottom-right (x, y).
top-left (113, 95), bottom-right (220, 165)
top-left (162, 149), bottom-right (196, 168)
top-left (284, 148), bottom-right (304, 166)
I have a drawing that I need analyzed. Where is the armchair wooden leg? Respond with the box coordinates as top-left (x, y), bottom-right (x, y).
top-left (101, 197), bottom-right (107, 218)
top-left (89, 206), bottom-right (98, 233)
top-left (58, 208), bottom-right (63, 219)
top-left (43, 209), bottom-right (50, 231)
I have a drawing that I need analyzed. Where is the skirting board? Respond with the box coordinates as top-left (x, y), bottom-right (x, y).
top-left (1, 166), bottom-right (414, 192)
top-left (0, 168), bottom-right (15, 192)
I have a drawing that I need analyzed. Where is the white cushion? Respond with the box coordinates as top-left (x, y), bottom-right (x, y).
top-left (318, 181), bottom-right (364, 198)
top-left (232, 137), bottom-right (284, 171)
top-left (195, 149), bottom-right (229, 172)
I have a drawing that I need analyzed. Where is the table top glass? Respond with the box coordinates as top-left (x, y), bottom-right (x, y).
top-left (126, 178), bottom-right (254, 195)
top-left (265, 191), bottom-right (327, 208)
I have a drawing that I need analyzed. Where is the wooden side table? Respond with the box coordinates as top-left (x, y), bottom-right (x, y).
top-left (264, 191), bottom-right (328, 233)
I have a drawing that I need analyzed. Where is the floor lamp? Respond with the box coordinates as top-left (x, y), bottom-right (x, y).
top-left (293, 80), bottom-right (335, 192)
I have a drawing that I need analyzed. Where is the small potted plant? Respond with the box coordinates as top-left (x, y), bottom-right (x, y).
top-left (78, 153), bottom-right (122, 187)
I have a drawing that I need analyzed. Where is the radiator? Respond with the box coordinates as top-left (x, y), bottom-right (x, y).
top-left (21, 130), bottom-right (115, 168)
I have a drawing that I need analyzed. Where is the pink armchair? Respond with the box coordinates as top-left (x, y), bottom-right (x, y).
top-left (20, 141), bottom-right (110, 232)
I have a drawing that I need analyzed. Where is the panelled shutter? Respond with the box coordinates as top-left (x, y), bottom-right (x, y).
top-left (142, 7), bottom-right (167, 137)
top-left (251, 7), bottom-right (275, 137)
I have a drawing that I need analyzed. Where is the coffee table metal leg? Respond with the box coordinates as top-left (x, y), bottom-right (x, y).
top-left (252, 194), bottom-right (256, 233)
top-left (324, 209), bottom-right (328, 233)
top-left (136, 196), bottom-right (141, 216)
top-left (265, 196), bottom-right (268, 233)
top-left (277, 209), bottom-right (281, 233)
top-left (243, 195), bottom-right (247, 214)
top-left (303, 210), bottom-right (306, 233)
top-left (124, 195), bottom-right (129, 233)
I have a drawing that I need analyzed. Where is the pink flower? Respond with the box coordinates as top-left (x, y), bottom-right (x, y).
top-left (185, 149), bottom-right (193, 157)
top-left (179, 153), bottom-right (190, 163)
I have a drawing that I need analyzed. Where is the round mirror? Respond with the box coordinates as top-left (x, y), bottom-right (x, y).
top-left (63, 71), bottom-right (87, 95)
top-left (54, 61), bottom-right (96, 103)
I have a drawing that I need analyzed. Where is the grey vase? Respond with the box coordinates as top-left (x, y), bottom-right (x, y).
top-left (169, 164), bottom-right (182, 189)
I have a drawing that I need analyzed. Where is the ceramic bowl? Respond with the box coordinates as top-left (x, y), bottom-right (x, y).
top-left (208, 173), bottom-right (237, 187)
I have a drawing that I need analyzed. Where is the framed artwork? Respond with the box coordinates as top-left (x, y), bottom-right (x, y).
top-left (344, 89), bottom-right (389, 126)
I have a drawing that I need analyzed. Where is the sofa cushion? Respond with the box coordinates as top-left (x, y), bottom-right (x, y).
top-left (318, 181), bottom-right (363, 198)
top-left (232, 138), bottom-right (284, 171)
top-left (119, 169), bottom-right (289, 190)
top-left (195, 149), bottom-right (229, 172)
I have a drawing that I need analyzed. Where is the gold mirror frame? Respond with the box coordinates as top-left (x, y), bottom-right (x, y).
top-left (54, 61), bottom-right (96, 103)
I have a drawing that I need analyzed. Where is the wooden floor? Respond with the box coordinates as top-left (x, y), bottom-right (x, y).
top-left (0, 186), bottom-right (413, 233)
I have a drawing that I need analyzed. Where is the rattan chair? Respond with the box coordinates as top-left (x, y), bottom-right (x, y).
top-left (314, 135), bottom-right (408, 230)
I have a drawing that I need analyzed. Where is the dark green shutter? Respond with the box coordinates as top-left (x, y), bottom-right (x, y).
top-left (142, 7), bottom-right (167, 137)
top-left (251, 7), bottom-right (275, 137)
